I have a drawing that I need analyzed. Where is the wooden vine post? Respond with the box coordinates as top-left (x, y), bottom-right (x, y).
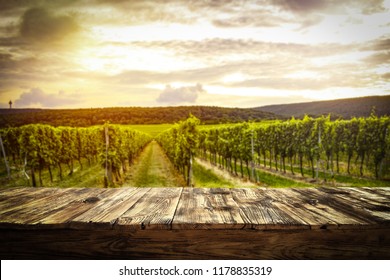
top-left (251, 129), bottom-right (255, 182)
top-left (0, 135), bottom-right (10, 179)
top-left (104, 125), bottom-right (113, 187)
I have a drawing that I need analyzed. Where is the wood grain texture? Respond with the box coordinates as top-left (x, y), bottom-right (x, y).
top-left (0, 188), bottom-right (59, 212)
top-left (172, 188), bottom-right (244, 229)
top-left (70, 188), bottom-right (150, 229)
top-left (0, 188), bottom-right (78, 224)
top-left (0, 186), bottom-right (389, 259)
top-left (291, 188), bottom-right (372, 228)
top-left (317, 187), bottom-right (390, 226)
top-left (117, 187), bottom-right (182, 230)
top-left (256, 188), bottom-right (328, 229)
top-left (1, 228), bottom-right (389, 259)
top-left (37, 188), bottom-right (110, 227)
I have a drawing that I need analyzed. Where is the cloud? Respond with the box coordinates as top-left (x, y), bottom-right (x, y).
top-left (156, 83), bottom-right (205, 104)
top-left (115, 63), bottom-right (259, 86)
top-left (363, 36), bottom-right (390, 51)
top-left (270, 0), bottom-right (386, 15)
top-left (0, 50), bottom-right (79, 94)
top-left (364, 52), bottom-right (390, 65)
top-left (197, 93), bottom-right (316, 108)
top-left (88, 0), bottom-right (196, 25)
top-left (19, 7), bottom-right (79, 43)
top-left (229, 68), bottom-right (374, 90)
top-left (0, 0), bottom-right (36, 14)
top-left (270, 0), bottom-right (328, 14)
top-left (360, 0), bottom-right (387, 15)
top-left (382, 73), bottom-right (390, 80)
top-left (0, 0), bottom-right (81, 13)
top-left (14, 88), bottom-right (81, 108)
top-left (131, 39), bottom-right (354, 61)
top-left (0, 52), bottom-right (43, 91)
top-left (362, 37), bottom-right (390, 65)
top-left (115, 55), bottom-right (373, 92)
top-left (211, 7), bottom-right (291, 28)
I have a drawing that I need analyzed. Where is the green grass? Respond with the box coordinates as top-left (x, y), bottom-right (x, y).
top-left (328, 173), bottom-right (390, 187)
top-left (193, 162), bottom-right (237, 188)
top-left (223, 158), bottom-right (313, 188)
top-left (128, 142), bottom-right (161, 187)
top-left (256, 159), bottom-right (390, 188)
top-left (254, 169), bottom-right (313, 188)
top-left (193, 160), bottom-right (311, 188)
top-left (0, 159), bottom-right (105, 189)
top-left (124, 141), bottom-right (186, 187)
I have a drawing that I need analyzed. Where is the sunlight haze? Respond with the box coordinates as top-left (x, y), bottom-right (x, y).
top-left (0, 0), bottom-right (389, 108)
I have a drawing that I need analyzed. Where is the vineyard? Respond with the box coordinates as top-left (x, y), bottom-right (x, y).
top-left (0, 114), bottom-right (389, 188)
top-left (0, 124), bottom-right (150, 187)
top-left (155, 114), bottom-right (390, 187)
top-left (198, 114), bottom-right (390, 182)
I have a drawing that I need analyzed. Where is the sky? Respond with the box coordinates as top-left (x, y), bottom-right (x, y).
top-left (0, 0), bottom-right (389, 109)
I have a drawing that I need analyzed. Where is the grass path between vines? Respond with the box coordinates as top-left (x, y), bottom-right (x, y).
top-left (124, 140), bottom-right (186, 187)
top-left (193, 158), bottom-right (259, 188)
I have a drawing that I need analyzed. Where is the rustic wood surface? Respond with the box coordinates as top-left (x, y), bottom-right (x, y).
top-left (0, 186), bottom-right (389, 259)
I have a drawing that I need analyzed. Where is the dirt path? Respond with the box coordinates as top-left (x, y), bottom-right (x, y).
top-left (124, 140), bottom-right (186, 187)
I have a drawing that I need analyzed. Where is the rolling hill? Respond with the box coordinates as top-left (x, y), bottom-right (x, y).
top-left (2, 95), bottom-right (389, 128)
top-left (255, 95), bottom-right (390, 119)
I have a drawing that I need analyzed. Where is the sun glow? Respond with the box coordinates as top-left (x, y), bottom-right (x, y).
top-left (221, 73), bottom-right (252, 84)
top-left (0, 0), bottom-right (389, 108)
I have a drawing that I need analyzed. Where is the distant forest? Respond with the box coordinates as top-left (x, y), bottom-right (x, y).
top-left (0, 106), bottom-right (277, 128)
top-left (2, 95), bottom-right (388, 128)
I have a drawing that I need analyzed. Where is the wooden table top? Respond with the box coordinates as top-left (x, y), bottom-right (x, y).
top-left (0, 187), bottom-right (389, 231)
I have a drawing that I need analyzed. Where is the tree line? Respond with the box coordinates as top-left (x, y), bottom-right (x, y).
top-left (0, 106), bottom-right (276, 128)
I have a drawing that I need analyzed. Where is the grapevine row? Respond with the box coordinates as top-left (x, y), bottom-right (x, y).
top-left (0, 124), bottom-right (151, 187)
top-left (156, 114), bottom-right (200, 186)
top-left (198, 115), bottom-right (389, 181)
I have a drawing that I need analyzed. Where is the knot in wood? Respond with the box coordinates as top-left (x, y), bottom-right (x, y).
top-left (309, 199), bottom-right (318, 206)
top-left (83, 197), bottom-right (100, 203)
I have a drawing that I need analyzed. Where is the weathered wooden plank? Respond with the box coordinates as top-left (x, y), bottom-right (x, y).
top-left (0, 186), bottom-right (389, 260)
top-left (25, 188), bottom-right (109, 225)
top-left (0, 188), bottom-right (106, 226)
top-left (360, 187), bottom-right (390, 200)
top-left (272, 188), bottom-right (361, 229)
top-left (0, 187), bottom-right (33, 196)
top-left (117, 187), bottom-right (183, 230)
top-left (0, 188), bottom-right (59, 210)
top-left (172, 188), bottom-right (244, 230)
top-left (318, 187), bottom-right (388, 218)
top-left (0, 188), bottom-right (70, 222)
top-left (349, 187), bottom-right (390, 204)
top-left (70, 188), bottom-right (151, 229)
top-left (376, 187), bottom-right (390, 194)
top-left (36, 188), bottom-right (111, 227)
top-left (261, 188), bottom-right (334, 229)
top-left (1, 227), bottom-right (389, 259)
top-left (352, 187), bottom-right (389, 201)
top-left (230, 188), bottom-right (308, 229)
top-left (323, 187), bottom-right (390, 222)
top-left (228, 188), bottom-right (268, 228)
top-left (292, 188), bottom-right (374, 228)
